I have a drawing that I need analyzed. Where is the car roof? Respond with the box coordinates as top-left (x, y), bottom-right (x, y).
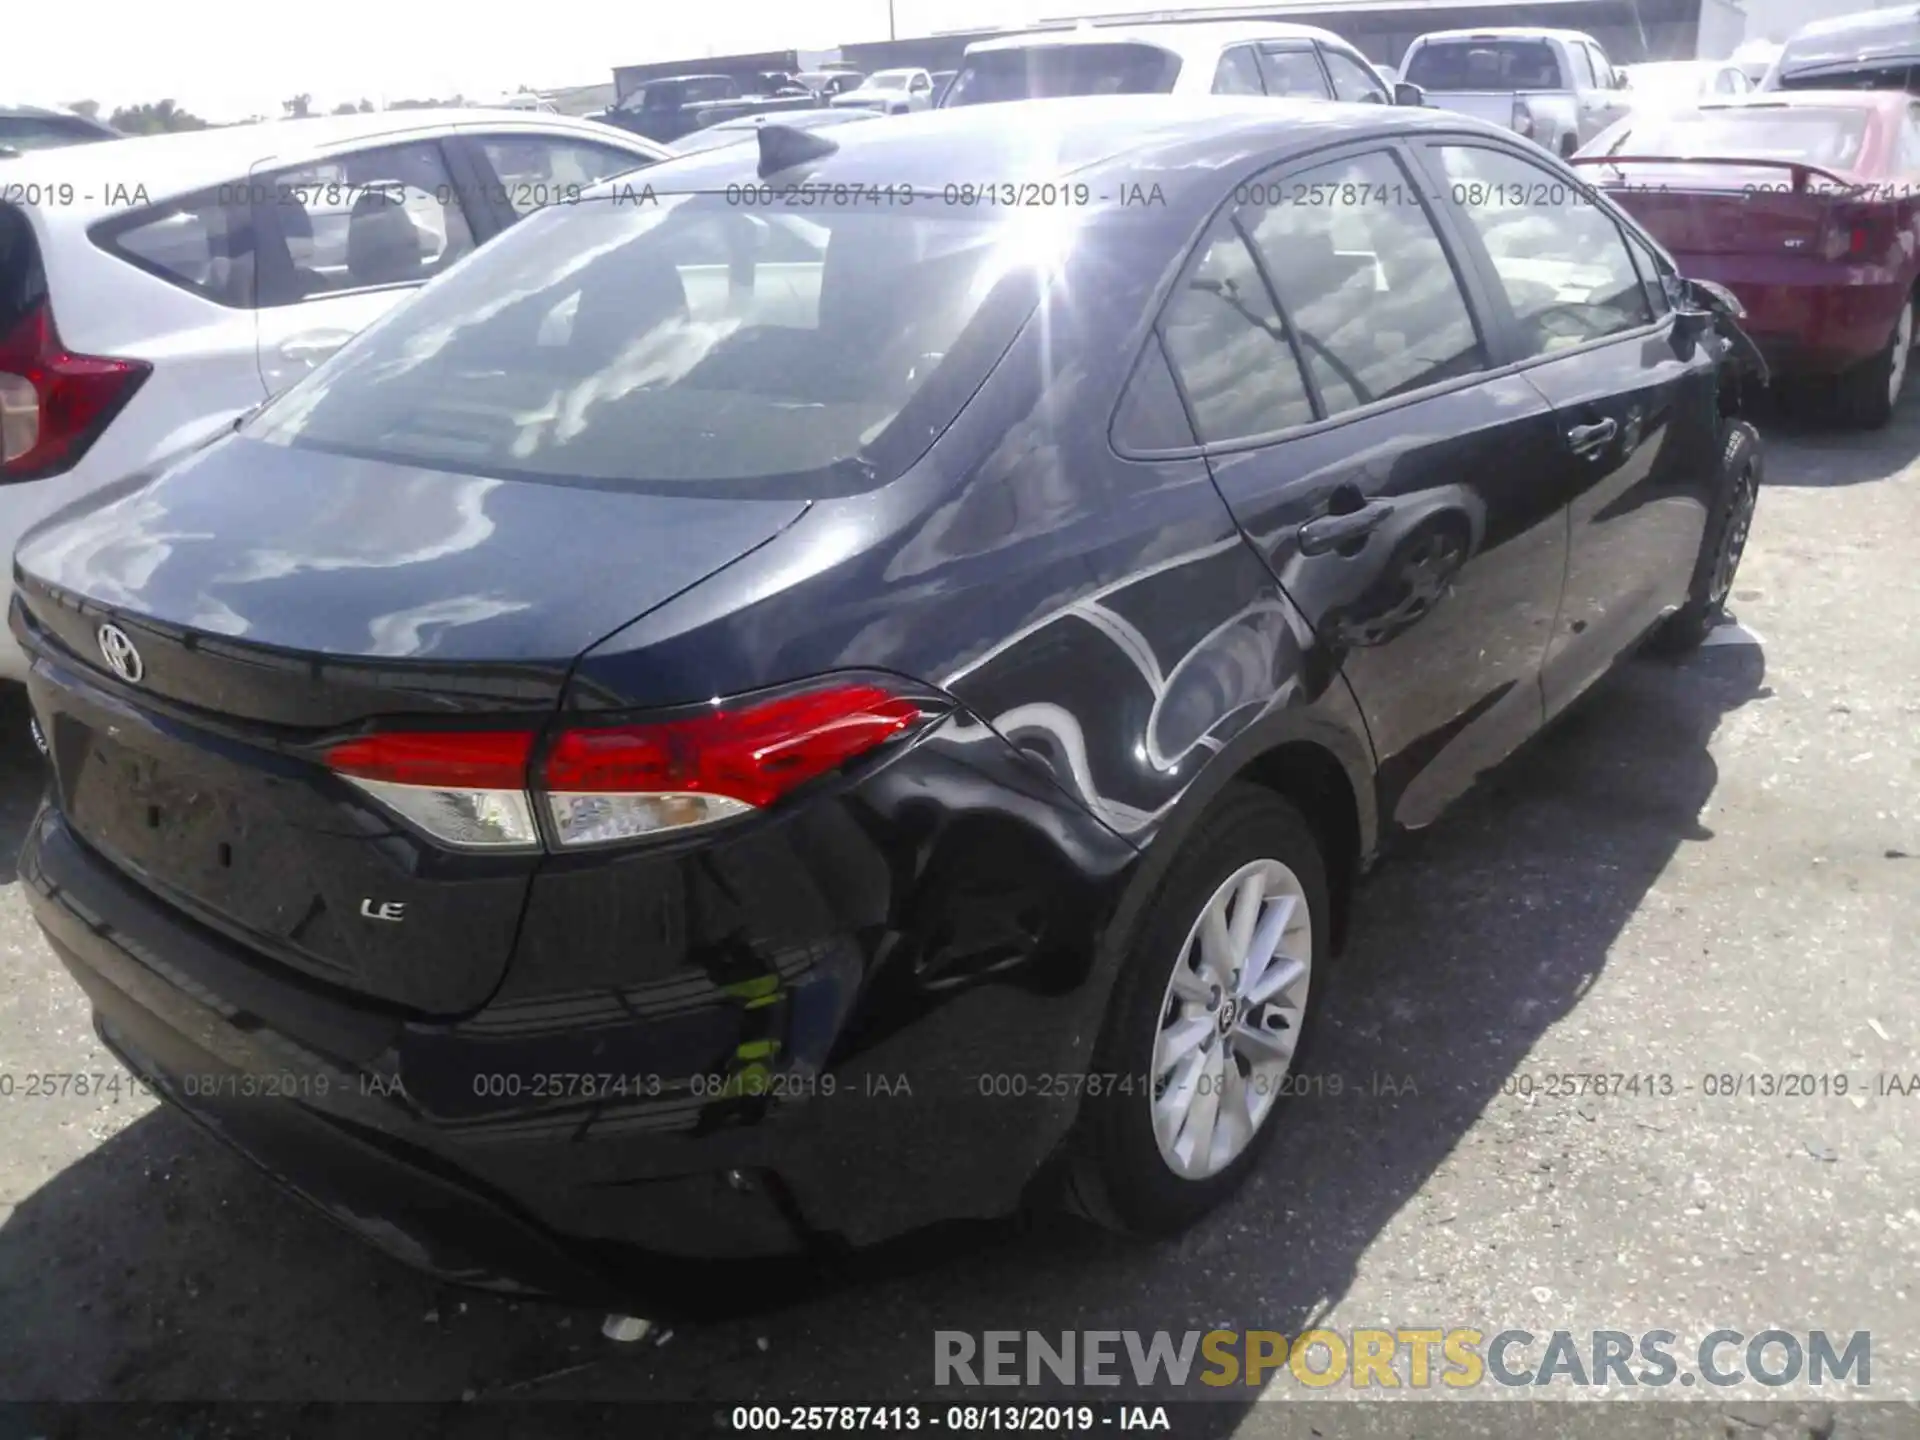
top-left (633, 93), bottom-right (1515, 200)
top-left (966, 20), bottom-right (1346, 57)
top-left (1411, 28), bottom-right (1597, 44)
top-left (1790, 4), bottom-right (1920, 39)
top-left (0, 110), bottom-right (660, 220)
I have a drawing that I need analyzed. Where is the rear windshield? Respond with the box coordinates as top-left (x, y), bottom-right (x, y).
top-left (1599, 107), bottom-right (1871, 169)
top-left (0, 114), bottom-right (113, 154)
top-left (1404, 40), bottom-right (1566, 91)
top-left (1776, 61), bottom-right (1920, 94)
top-left (943, 44), bottom-right (1183, 105)
top-left (0, 205), bottom-right (47, 334)
top-left (244, 192), bottom-right (1044, 498)
top-left (1780, 14), bottom-right (1920, 73)
top-left (631, 78), bottom-right (736, 110)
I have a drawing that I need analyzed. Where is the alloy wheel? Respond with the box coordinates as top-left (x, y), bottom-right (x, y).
top-left (1149, 858), bottom-right (1313, 1181)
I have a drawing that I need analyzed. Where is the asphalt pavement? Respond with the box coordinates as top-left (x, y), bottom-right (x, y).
top-left (1, 399), bottom-right (1917, 1440)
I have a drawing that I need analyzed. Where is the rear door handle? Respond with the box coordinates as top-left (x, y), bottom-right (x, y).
top-left (1298, 500), bottom-right (1395, 556)
top-left (1567, 418), bottom-right (1618, 455)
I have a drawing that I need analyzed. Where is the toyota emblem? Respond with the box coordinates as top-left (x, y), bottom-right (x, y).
top-left (97, 624), bottom-right (144, 684)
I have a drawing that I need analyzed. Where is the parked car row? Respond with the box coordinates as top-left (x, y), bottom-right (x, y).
top-left (0, 111), bottom-right (672, 685)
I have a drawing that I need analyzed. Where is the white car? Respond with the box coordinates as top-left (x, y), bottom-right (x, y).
top-left (0, 110), bottom-right (667, 681)
top-left (829, 68), bottom-right (937, 114)
top-left (942, 21), bottom-right (1402, 108)
top-left (1619, 59), bottom-right (1753, 108)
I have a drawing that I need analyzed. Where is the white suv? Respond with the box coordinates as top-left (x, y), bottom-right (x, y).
top-left (0, 110), bottom-right (667, 680)
top-left (942, 21), bottom-right (1403, 108)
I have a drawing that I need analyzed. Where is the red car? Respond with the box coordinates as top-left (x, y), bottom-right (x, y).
top-left (1574, 91), bottom-right (1920, 426)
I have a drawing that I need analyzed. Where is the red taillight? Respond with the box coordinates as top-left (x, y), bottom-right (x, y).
top-left (541, 683), bottom-right (927, 848)
top-left (1821, 206), bottom-right (1892, 262)
top-left (0, 301), bottom-right (151, 480)
top-left (323, 730), bottom-right (534, 789)
top-left (321, 681), bottom-right (930, 852)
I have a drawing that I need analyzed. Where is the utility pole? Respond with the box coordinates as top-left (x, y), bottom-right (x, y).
top-left (889, 0), bottom-right (897, 41)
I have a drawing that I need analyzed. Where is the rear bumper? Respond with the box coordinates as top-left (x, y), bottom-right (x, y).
top-left (22, 709), bottom-right (1140, 1310)
top-left (1666, 255), bottom-right (1908, 375)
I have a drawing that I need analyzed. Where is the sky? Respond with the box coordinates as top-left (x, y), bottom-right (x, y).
top-left (11, 0), bottom-right (1067, 122)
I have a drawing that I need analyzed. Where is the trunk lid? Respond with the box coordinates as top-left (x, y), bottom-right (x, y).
top-left (14, 435), bottom-right (807, 1013)
top-left (1590, 161), bottom-right (1864, 257)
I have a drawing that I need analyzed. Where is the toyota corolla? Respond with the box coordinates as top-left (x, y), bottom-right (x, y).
top-left (12, 98), bottom-right (1763, 1314)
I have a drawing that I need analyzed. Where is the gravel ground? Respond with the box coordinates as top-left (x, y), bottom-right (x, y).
top-left (0, 401), bottom-right (1916, 1440)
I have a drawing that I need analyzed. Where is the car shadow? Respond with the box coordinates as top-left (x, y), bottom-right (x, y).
top-left (1748, 384), bottom-right (1920, 487)
top-left (0, 642), bottom-right (1767, 1430)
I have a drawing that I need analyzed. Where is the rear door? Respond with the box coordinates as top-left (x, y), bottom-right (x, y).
top-left (1162, 142), bottom-right (1570, 829)
top-left (251, 134), bottom-right (494, 394)
top-left (1419, 139), bottom-right (1722, 718)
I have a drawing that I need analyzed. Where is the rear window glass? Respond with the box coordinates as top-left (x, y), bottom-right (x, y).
top-left (244, 193), bottom-right (1044, 497)
top-left (0, 114), bottom-right (113, 153)
top-left (92, 188), bottom-right (256, 308)
top-left (1781, 15), bottom-right (1920, 72)
top-left (1598, 107), bottom-right (1871, 170)
top-left (944, 44), bottom-right (1183, 105)
top-left (1404, 40), bottom-right (1565, 91)
top-left (0, 205), bottom-right (47, 334)
top-left (1776, 61), bottom-right (1920, 95)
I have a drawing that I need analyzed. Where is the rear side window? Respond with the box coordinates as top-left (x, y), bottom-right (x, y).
top-left (1159, 218), bottom-right (1314, 443)
top-left (1214, 46), bottom-right (1268, 96)
top-left (245, 196), bottom-right (1040, 497)
top-left (1113, 335), bottom-right (1197, 451)
top-left (1243, 150), bottom-right (1485, 415)
top-left (1405, 40), bottom-right (1566, 91)
top-left (943, 44), bottom-right (1183, 105)
top-left (92, 188), bottom-right (256, 308)
top-left (1258, 46), bottom-right (1332, 98)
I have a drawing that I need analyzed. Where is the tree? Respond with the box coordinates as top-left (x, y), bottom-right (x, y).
top-left (283, 93), bottom-right (313, 118)
top-left (332, 102), bottom-right (360, 115)
top-left (358, 99), bottom-right (375, 112)
top-left (67, 99), bottom-right (101, 118)
top-left (107, 100), bottom-right (211, 135)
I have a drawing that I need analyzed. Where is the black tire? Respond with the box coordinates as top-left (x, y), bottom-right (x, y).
top-left (1835, 294), bottom-right (1914, 429)
top-left (1649, 420), bottom-right (1761, 655)
top-left (1063, 784), bottom-right (1331, 1236)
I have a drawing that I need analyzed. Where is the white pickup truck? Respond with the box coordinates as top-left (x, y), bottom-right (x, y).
top-left (1398, 28), bottom-right (1633, 157)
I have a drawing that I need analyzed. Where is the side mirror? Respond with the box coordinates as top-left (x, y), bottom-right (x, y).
top-left (1393, 81), bottom-right (1427, 107)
